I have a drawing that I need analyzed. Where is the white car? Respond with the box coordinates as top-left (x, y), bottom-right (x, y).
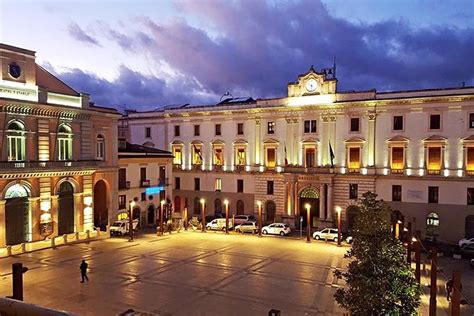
top-left (262, 223), bottom-right (291, 236)
top-left (459, 237), bottom-right (474, 248)
top-left (206, 218), bottom-right (233, 231)
top-left (110, 219), bottom-right (139, 236)
top-left (313, 228), bottom-right (339, 242)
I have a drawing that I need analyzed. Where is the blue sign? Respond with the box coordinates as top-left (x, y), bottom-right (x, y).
top-left (145, 186), bottom-right (164, 195)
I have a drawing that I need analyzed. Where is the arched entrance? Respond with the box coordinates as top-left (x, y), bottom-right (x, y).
top-left (299, 186), bottom-right (319, 228)
top-left (465, 215), bottom-right (474, 238)
top-left (265, 200), bottom-right (276, 223)
top-left (236, 200), bottom-right (244, 215)
top-left (147, 205), bottom-right (155, 225)
top-left (58, 181), bottom-right (74, 235)
top-left (346, 205), bottom-right (359, 232)
top-left (93, 180), bottom-right (108, 231)
top-left (5, 183), bottom-right (30, 245)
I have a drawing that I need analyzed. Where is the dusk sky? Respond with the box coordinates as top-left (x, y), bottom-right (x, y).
top-left (1, 0), bottom-right (473, 111)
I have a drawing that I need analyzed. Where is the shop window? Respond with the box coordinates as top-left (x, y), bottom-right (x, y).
top-left (391, 147), bottom-right (404, 170)
top-left (429, 114), bottom-right (441, 130)
top-left (427, 147), bottom-right (441, 172)
top-left (428, 186), bottom-right (439, 203)
top-left (393, 116), bottom-right (403, 131)
top-left (349, 184), bottom-right (358, 199)
top-left (350, 117), bottom-right (360, 132)
top-left (237, 179), bottom-right (244, 193)
top-left (392, 185), bottom-right (402, 202)
top-left (348, 147), bottom-right (360, 170)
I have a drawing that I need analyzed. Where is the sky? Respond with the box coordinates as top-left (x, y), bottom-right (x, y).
top-left (1, 0), bottom-right (473, 111)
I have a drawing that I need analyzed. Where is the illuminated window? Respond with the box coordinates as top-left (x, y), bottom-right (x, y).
top-left (305, 147), bottom-right (316, 167)
top-left (96, 134), bottom-right (105, 160)
top-left (192, 145), bottom-right (202, 165)
top-left (427, 147), bottom-right (442, 171)
top-left (467, 147), bottom-right (474, 171)
top-left (348, 147), bottom-right (360, 170)
top-left (267, 122), bottom-right (275, 134)
top-left (236, 147), bottom-right (246, 165)
top-left (58, 124), bottom-right (73, 161)
top-left (214, 178), bottom-right (222, 191)
top-left (266, 148), bottom-right (276, 168)
top-left (213, 147), bottom-right (223, 165)
top-left (117, 212), bottom-right (128, 220)
top-left (7, 121), bottom-right (26, 162)
top-left (391, 147), bottom-right (404, 170)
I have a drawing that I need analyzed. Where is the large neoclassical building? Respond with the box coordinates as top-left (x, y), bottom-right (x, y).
top-left (123, 66), bottom-right (474, 242)
top-left (0, 43), bottom-right (120, 247)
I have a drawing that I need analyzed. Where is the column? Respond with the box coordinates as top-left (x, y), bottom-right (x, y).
top-left (327, 183), bottom-right (333, 221)
top-left (286, 182), bottom-right (292, 216)
top-left (367, 114), bottom-right (376, 167)
top-left (0, 200), bottom-right (5, 247)
top-left (319, 183), bottom-right (326, 219)
top-left (74, 193), bottom-right (84, 232)
top-left (51, 195), bottom-right (59, 237)
top-left (321, 116), bottom-right (329, 166)
top-left (255, 119), bottom-right (261, 166)
top-left (329, 116), bottom-right (337, 166)
top-left (293, 181), bottom-right (298, 217)
top-left (292, 119), bottom-right (299, 164)
top-left (28, 197), bottom-right (40, 242)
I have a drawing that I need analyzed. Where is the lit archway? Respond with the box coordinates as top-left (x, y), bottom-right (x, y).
top-left (4, 183), bottom-right (30, 245)
top-left (93, 180), bottom-right (108, 231)
top-left (58, 181), bottom-right (75, 235)
top-left (299, 185), bottom-right (319, 228)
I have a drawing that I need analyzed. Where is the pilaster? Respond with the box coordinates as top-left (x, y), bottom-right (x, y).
top-left (255, 119), bottom-right (261, 165)
top-left (367, 113), bottom-right (376, 166)
top-left (51, 195), bottom-right (59, 237)
top-left (321, 116), bottom-right (329, 166)
top-left (0, 200), bottom-right (5, 247)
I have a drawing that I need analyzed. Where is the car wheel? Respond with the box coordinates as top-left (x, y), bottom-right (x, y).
top-left (279, 231), bottom-right (285, 236)
top-left (236, 229), bottom-right (240, 233)
top-left (315, 235), bottom-right (320, 240)
top-left (333, 237), bottom-right (338, 242)
top-left (241, 229), bottom-right (245, 234)
top-left (117, 232), bottom-right (122, 236)
top-left (460, 243), bottom-right (466, 248)
top-left (263, 230), bottom-right (268, 235)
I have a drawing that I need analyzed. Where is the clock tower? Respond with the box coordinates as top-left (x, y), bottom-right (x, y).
top-left (287, 65), bottom-right (337, 97)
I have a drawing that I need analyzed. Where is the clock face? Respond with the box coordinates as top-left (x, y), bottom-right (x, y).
top-left (305, 78), bottom-right (317, 92)
top-left (8, 63), bottom-right (21, 79)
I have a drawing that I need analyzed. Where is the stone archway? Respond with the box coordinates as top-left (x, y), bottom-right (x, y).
top-left (4, 183), bottom-right (30, 245)
top-left (299, 186), bottom-right (319, 228)
top-left (93, 180), bottom-right (108, 231)
top-left (58, 181), bottom-right (74, 235)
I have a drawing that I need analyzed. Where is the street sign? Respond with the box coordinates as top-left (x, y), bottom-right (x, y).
top-left (145, 186), bottom-right (164, 195)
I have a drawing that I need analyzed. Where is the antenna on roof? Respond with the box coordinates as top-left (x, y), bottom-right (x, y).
top-left (220, 91), bottom-right (233, 101)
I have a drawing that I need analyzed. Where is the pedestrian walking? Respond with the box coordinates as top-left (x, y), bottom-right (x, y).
top-left (446, 279), bottom-right (453, 301)
top-left (80, 260), bottom-right (89, 283)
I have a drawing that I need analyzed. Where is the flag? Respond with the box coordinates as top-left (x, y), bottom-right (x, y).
top-left (329, 142), bottom-right (335, 168)
top-left (284, 143), bottom-right (288, 166)
top-left (192, 144), bottom-right (203, 163)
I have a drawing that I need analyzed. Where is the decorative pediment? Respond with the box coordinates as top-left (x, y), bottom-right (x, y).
top-left (386, 135), bottom-right (409, 143)
top-left (233, 139), bottom-right (248, 145)
top-left (301, 137), bottom-right (319, 144)
top-left (462, 135), bottom-right (474, 143)
top-left (344, 136), bottom-right (365, 144)
top-left (191, 140), bottom-right (203, 145)
top-left (263, 138), bottom-right (279, 145)
top-left (171, 140), bottom-right (184, 145)
top-left (423, 135), bottom-right (447, 143)
top-left (211, 139), bottom-right (225, 146)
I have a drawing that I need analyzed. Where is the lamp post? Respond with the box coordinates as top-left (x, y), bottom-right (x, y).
top-left (336, 206), bottom-right (342, 247)
top-left (305, 203), bottom-right (311, 243)
top-left (184, 207), bottom-right (188, 231)
top-left (159, 200), bottom-right (165, 236)
top-left (224, 199), bottom-right (229, 234)
top-left (257, 200), bottom-right (262, 237)
top-left (128, 200), bottom-right (135, 242)
top-left (200, 198), bottom-right (206, 232)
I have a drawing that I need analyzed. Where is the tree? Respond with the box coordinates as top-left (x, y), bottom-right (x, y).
top-left (334, 191), bottom-right (422, 315)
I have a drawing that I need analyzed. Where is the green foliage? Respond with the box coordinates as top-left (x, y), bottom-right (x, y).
top-left (334, 192), bottom-right (422, 315)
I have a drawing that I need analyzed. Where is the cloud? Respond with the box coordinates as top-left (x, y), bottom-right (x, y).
top-left (68, 22), bottom-right (101, 46)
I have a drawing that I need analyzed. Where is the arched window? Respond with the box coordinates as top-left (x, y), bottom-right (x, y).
top-left (426, 212), bottom-right (440, 237)
top-left (7, 121), bottom-right (26, 161)
top-left (57, 124), bottom-right (73, 161)
top-left (214, 198), bottom-right (222, 215)
top-left (96, 134), bottom-right (105, 160)
top-left (236, 200), bottom-right (244, 215)
top-left (4, 183), bottom-right (30, 199)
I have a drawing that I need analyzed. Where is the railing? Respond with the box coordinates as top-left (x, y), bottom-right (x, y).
top-left (119, 181), bottom-right (130, 190)
top-left (213, 164), bottom-right (223, 171)
top-left (283, 166), bottom-right (333, 173)
top-left (0, 160), bottom-right (103, 169)
top-left (391, 169), bottom-right (404, 174)
top-left (191, 164), bottom-right (202, 170)
top-left (427, 169), bottom-right (441, 175)
top-left (158, 178), bottom-right (169, 186)
top-left (140, 179), bottom-right (151, 187)
top-left (466, 170), bottom-right (474, 176)
top-left (173, 163), bottom-right (182, 170)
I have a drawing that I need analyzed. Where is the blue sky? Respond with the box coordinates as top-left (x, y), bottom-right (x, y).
top-left (1, 0), bottom-right (473, 110)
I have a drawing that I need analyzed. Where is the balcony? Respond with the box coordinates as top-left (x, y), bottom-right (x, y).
top-left (467, 170), bottom-right (474, 176)
top-left (173, 163), bottom-right (182, 171)
top-left (0, 160), bottom-right (103, 170)
top-left (119, 181), bottom-right (130, 190)
top-left (191, 164), bottom-right (202, 171)
top-left (213, 164), bottom-right (223, 171)
top-left (390, 169), bottom-right (404, 174)
top-left (284, 166), bottom-right (333, 174)
top-left (158, 178), bottom-right (169, 186)
top-left (140, 179), bottom-right (151, 188)
top-left (427, 169), bottom-right (441, 175)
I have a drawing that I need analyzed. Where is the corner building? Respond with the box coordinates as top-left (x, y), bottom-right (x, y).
top-left (0, 44), bottom-right (120, 246)
top-left (124, 66), bottom-right (474, 242)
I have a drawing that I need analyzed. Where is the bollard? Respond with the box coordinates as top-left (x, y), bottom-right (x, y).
top-left (86, 230), bottom-right (90, 239)
top-left (63, 234), bottom-right (67, 244)
top-left (51, 237), bottom-right (56, 248)
top-left (268, 309), bottom-right (281, 316)
top-left (21, 243), bottom-right (26, 253)
top-left (6, 246), bottom-right (12, 256)
top-left (75, 232), bottom-right (79, 241)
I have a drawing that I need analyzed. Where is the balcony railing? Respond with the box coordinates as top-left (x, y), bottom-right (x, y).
top-left (283, 166), bottom-right (333, 174)
top-left (0, 160), bottom-right (103, 170)
top-left (119, 181), bottom-right (130, 190)
top-left (140, 179), bottom-right (151, 188)
top-left (173, 163), bottom-right (182, 170)
top-left (427, 169), bottom-right (441, 175)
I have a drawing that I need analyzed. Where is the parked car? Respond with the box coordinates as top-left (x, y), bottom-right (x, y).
top-left (110, 219), bottom-right (139, 236)
top-left (470, 259), bottom-right (474, 269)
top-left (458, 237), bottom-right (474, 248)
top-left (233, 215), bottom-right (257, 226)
top-left (262, 223), bottom-right (291, 236)
top-left (206, 218), bottom-right (233, 231)
top-left (313, 228), bottom-right (339, 241)
top-left (461, 244), bottom-right (474, 258)
top-left (235, 221), bottom-right (258, 234)
top-left (345, 235), bottom-right (353, 244)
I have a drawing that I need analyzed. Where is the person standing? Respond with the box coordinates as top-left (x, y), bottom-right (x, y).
top-left (446, 279), bottom-right (453, 301)
top-left (80, 260), bottom-right (89, 283)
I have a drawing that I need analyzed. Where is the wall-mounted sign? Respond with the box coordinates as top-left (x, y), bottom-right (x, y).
top-left (146, 186), bottom-right (164, 195)
top-left (0, 83), bottom-right (38, 102)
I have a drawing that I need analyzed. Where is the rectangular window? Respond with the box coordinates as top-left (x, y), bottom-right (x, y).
top-left (145, 127), bottom-right (151, 138)
top-left (430, 114), bottom-right (441, 130)
top-left (428, 186), bottom-right (439, 203)
top-left (173, 147), bottom-right (182, 165)
top-left (305, 148), bottom-right (315, 167)
top-left (304, 120), bottom-right (317, 133)
top-left (349, 184), bottom-right (358, 199)
top-left (349, 147), bottom-right (360, 170)
top-left (267, 181), bottom-right (274, 195)
top-left (237, 179), bottom-right (244, 193)
top-left (427, 147), bottom-right (441, 171)
top-left (391, 147), bottom-right (404, 170)
top-left (215, 178), bottom-right (222, 191)
top-left (141, 192), bottom-right (146, 201)
top-left (267, 122), bottom-right (275, 134)
top-left (350, 118), bottom-right (360, 132)
top-left (118, 195), bottom-right (126, 209)
top-left (470, 113), bottom-right (474, 129)
top-left (236, 148), bottom-right (246, 165)
top-left (392, 185), bottom-right (402, 202)
top-left (194, 178), bottom-right (200, 191)
top-left (393, 116), bottom-right (403, 131)
top-left (174, 125), bottom-right (180, 137)
top-left (467, 147), bottom-right (474, 172)
top-left (213, 147), bottom-right (223, 165)
top-left (175, 177), bottom-right (181, 190)
top-left (467, 188), bottom-right (474, 205)
top-left (194, 125), bottom-right (200, 136)
top-left (118, 168), bottom-right (127, 189)
top-left (140, 167), bottom-right (146, 181)
top-left (159, 166), bottom-right (166, 185)
top-left (266, 148), bottom-right (276, 168)
top-left (215, 124), bottom-right (221, 136)
top-left (237, 123), bottom-right (244, 135)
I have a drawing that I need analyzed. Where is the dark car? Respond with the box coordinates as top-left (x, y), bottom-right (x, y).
top-left (461, 244), bottom-right (474, 258)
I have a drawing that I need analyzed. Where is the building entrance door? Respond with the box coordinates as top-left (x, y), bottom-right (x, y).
top-left (58, 182), bottom-right (74, 235)
top-left (147, 205), bottom-right (155, 225)
top-left (93, 180), bottom-right (108, 231)
top-left (299, 186), bottom-right (320, 228)
top-left (6, 197), bottom-right (29, 245)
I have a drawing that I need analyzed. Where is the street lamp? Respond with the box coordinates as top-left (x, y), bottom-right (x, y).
top-left (159, 200), bottom-right (165, 236)
top-left (336, 206), bottom-right (342, 247)
top-left (224, 199), bottom-right (229, 234)
top-left (305, 203), bottom-right (311, 243)
top-left (200, 198), bottom-right (206, 232)
top-left (257, 200), bottom-right (262, 238)
top-left (129, 200), bottom-right (136, 242)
